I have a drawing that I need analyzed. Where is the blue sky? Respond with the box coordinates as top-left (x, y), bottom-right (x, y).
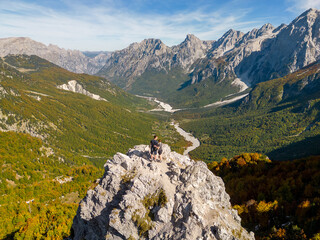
top-left (0, 0), bottom-right (320, 51)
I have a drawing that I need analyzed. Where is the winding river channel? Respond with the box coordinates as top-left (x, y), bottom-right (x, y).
top-left (138, 95), bottom-right (201, 155)
top-left (139, 94), bottom-right (248, 155)
top-left (171, 122), bottom-right (200, 156)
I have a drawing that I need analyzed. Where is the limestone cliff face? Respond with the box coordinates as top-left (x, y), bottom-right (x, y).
top-left (71, 144), bottom-right (254, 240)
top-left (57, 80), bottom-right (107, 101)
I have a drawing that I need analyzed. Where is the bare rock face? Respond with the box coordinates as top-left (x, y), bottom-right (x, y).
top-left (99, 8), bottom-right (320, 99)
top-left (0, 37), bottom-right (110, 74)
top-left (57, 80), bottom-right (107, 101)
top-left (71, 144), bottom-right (254, 240)
top-left (99, 35), bottom-right (213, 89)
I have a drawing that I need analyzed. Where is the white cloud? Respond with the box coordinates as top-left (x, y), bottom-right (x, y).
top-left (0, 0), bottom-right (264, 51)
top-left (287, 0), bottom-right (320, 13)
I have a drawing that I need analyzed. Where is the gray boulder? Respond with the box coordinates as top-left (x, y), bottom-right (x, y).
top-left (71, 144), bottom-right (254, 240)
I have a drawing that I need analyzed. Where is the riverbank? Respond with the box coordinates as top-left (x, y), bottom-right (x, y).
top-left (172, 122), bottom-right (200, 156)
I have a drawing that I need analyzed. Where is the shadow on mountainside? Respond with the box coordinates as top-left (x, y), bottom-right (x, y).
top-left (267, 135), bottom-right (320, 161)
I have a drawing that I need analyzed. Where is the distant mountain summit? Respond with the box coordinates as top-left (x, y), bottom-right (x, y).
top-left (98, 8), bottom-right (320, 108)
top-left (0, 37), bottom-right (110, 74)
top-left (99, 35), bottom-right (212, 89)
top-left (1, 9), bottom-right (319, 108)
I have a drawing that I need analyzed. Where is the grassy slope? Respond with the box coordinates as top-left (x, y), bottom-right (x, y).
top-left (0, 55), bottom-right (155, 158)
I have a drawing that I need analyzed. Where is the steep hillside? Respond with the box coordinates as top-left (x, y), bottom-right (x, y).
top-left (208, 154), bottom-right (320, 239)
top-left (98, 9), bottom-right (320, 108)
top-left (0, 54), bottom-right (155, 157)
top-left (0, 37), bottom-right (110, 74)
top-left (245, 60), bottom-right (320, 109)
top-left (175, 61), bottom-right (320, 161)
top-left (0, 55), bottom-right (189, 239)
top-left (0, 131), bottom-right (104, 239)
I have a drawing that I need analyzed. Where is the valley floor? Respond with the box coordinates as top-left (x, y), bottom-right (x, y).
top-left (172, 122), bottom-right (200, 155)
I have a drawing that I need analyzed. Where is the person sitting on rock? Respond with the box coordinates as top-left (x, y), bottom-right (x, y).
top-left (150, 135), bottom-right (159, 161)
top-left (158, 139), bottom-right (163, 161)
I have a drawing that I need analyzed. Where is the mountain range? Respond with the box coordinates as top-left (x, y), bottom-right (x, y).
top-left (1, 7), bottom-right (320, 240)
top-left (1, 9), bottom-right (319, 109)
top-left (98, 8), bottom-right (320, 107)
top-left (0, 37), bottom-right (111, 74)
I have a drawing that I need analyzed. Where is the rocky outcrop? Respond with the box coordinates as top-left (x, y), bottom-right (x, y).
top-left (0, 37), bottom-right (110, 74)
top-left (57, 80), bottom-right (107, 101)
top-left (71, 144), bottom-right (254, 240)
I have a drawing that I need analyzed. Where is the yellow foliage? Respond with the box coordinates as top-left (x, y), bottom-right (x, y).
top-left (233, 204), bottom-right (248, 215)
top-left (207, 161), bottom-right (218, 171)
top-left (298, 200), bottom-right (311, 209)
top-left (275, 228), bottom-right (286, 238)
top-left (312, 233), bottom-right (320, 240)
top-left (256, 200), bottom-right (278, 213)
top-left (221, 157), bottom-right (228, 164)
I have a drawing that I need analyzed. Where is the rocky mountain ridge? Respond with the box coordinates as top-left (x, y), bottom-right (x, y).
top-left (71, 144), bottom-right (254, 240)
top-left (99, 35), bottom-right (213, 89)
top-left (98, 8), bottom-right (320, 107)
top-left (0, 37), bottom-right (110, 74)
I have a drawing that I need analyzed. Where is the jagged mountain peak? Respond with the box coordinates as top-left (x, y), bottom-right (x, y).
top-left (273, 23), bottom-right (287, 33)
top-left (208, 28), bottom-right (244, 57)
top-left (217, 29), bottom-right (244, 43)
top-left (184, 33), bottom-right (201, 42)
top-left (142, 38), bottom-right (165, 45)
top-left (178, 34), bottom-right (208, 50)
top-left (258, 23), bottom-right (275, 33)
top-left (292, 7), bottom-right (320, 25)
top-left (300, 8), bottom-right (319, 17)
top-left (71, 144), bottom-right (254, 240)
top-left (128, 38), bottom-right (168, 53)
top-left (217, 29), bottom-right (242, 42)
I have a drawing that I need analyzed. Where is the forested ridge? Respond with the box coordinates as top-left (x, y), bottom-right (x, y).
top-left (176, 61), bottom-right (320, 162)
top-left (208, 154), bottom-right (320, 239)
top-left (0, 131), bottom-right (104, 239)
top-left (0, 55), bottom-right (189, 239)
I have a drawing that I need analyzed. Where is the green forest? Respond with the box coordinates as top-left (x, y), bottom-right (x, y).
top-left (208, 153), bottom-right (320, 239)
top-left (1, 54), bottom-right (320, 240)
top-left (0, 131), bottom-right (104, 239)
top-left (0, 55), bottom-right (189, 239)
top-left (176, 62), bottom-right (320, 162)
